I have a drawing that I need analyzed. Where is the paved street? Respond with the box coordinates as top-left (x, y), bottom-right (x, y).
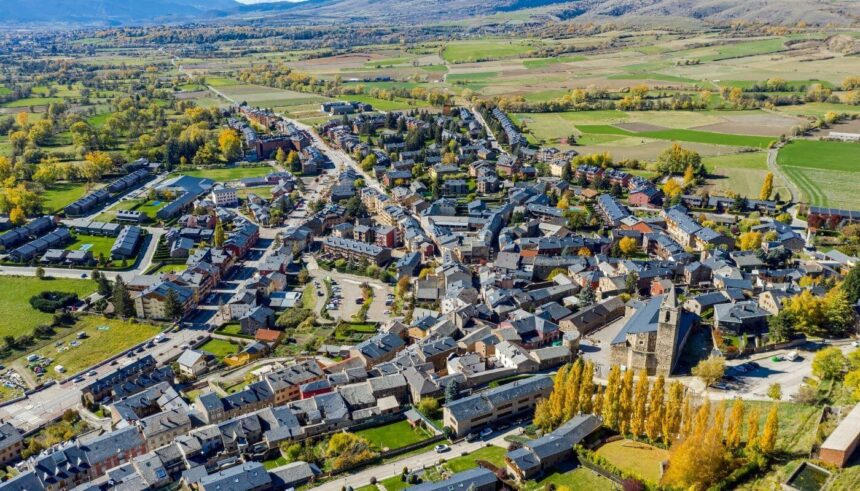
top-left (0, 328), bottom-right (204, 431)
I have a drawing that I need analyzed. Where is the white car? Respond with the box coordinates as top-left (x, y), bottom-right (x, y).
top-left (434, 444), bottom-right (450, 453)
top-left (479, 427), bottom-right (493, 438)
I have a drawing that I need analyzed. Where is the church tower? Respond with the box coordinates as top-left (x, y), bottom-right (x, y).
top-left (655, 288), bottom-right (681, 375)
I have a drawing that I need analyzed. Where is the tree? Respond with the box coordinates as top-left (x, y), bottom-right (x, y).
top-left (618, 368), bottom-right (634, 434)
top-left (726, 399), bottom-right (745, 450)
top-left (557, 194), bottom-right (570, 211)
top-left (645, 375), bottom-right (665, 442)
top-left (768, 310), bottom-right (796, 344)
top-left (360, 153), bottom-right (377, 172)
top-left (213, 219), bottom-right (225, 247)
top-left (631, 369), bottom-right (649, 437)
top-left (564, 361), bottom-right (583, 421)
top-left (578, 284), bottom-right (596, 306)
top-left (298, 269), bottom-right (310, 285)
top-left (746, 408), bottom-right (760, 453)
top-left (843, 265), bottom-right (860, 305)
top-left (326, 432), bottom-right (377, 471)
top-left (112, 277), bottom-right (135, 318)
top-left (9, 206), bottom-right (26, 226)
top-left (602, 365), bottom-right (622, 430)
top-left (579, 361), bottom-right (595, 414)
top-left (683, 164), bottom-right (695, 185)
top-left (417, 397), bottom-right (440, 418)
top-left (444, 379), bottom-right (459, 404)
top-left (164, 288), bottom-right (184, 321)
top-left (812, 347), bottom-right (846, 380)
top-left (657, 143), bottom-right (702, 174)
top-left (662, 417), bottom-right (732, 490)
top-left (759, 172), bottom-right (774, 200)
top-left (759, 404), bottom-right (779, 455)
top-left (767, 383), bottom-right (782, 401)
top-left (663, 381), bottom-right (685, 445)
top-left (618, 237), bottom-right (638, 256)
top-left (692, 356), bottom-right (725, 393)
top-left (738, 231), bottom-right (763, 251)
top-left (218, 129), bottom-right (242, 162)
top-left (662, 179), bottom-right (683, 199)
top-left (275, 147), bottom-right (288, 164)
top-left (34, 266), bottom-right (45, 279)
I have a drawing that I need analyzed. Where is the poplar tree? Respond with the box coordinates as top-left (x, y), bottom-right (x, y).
top-left (726, 399), bottom-right (745, 450)
top-left (619, 368), bottom-right (634, 434)
top-left (746, 408), bottom-right (760, 453)
top-left (564, 360), bottom-right (582, 421)
top-left (645, 374), bottom-right (665, 442)
top-left (662, 381), bottom-right (685, 444)
top-left (548, 364), bottom-right (569, 428)
top-left (680, 393), bottom-right (694, 438)
top-left (693, 398), bottom-right (711, 438)
top-left (631, 369), bottom-right (649, 437)
top-left (578, 361), bottom-right (595, 414)
top-left (602, 365), bottom-right (622, 430)
top-left (759, 405), bottom-right (779, 455)
top-left (592, 385), bottom-right (604, 416)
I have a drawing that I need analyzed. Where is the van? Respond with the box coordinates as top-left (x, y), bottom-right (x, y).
top-left (786, 351), bottom-right (799, 361)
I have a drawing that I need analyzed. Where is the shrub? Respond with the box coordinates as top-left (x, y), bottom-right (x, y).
top-left (29, 291), bottom-right (79, 313)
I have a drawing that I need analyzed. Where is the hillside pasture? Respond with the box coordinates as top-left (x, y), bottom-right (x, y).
top-left (442, 39), bottom-right (536, 63)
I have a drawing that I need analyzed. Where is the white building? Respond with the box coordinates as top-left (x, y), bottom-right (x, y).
top-left (210, 185), bottom-right (239, 207)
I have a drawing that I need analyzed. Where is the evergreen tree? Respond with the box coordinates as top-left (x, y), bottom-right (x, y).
top-left (164, 288), bottom-right (184, 321)
top-left (112, 277), bottom-right (135, 318)
top-left (645, 374), bottom-right (665, 442)
top-left (759, 404), bottom-right (779, 454)
top-left (444, 379), bottom-right (460, 404)
top-left (631, 369), bottom-right (649, 437)
top-left (214, 218), bottom-right (225, 247)
top-left (726, 399), bottom-right (745, 450)
top-left (618, 368), bottom-right (634, 434)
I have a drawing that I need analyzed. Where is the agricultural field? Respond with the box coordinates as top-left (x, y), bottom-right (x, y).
top-left (20, 316), bottom-right (162, 379)
top-left (0, 276), bottom-right (96, 338)
top-left (443, 39), bottom-right (538, 63)
top-left (337, 94), bottom-right (429, 111)
top-left (777, 140), bottom-right (860, 208)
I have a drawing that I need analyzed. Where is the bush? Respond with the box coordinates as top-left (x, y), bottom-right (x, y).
top-left (29, 291), bottom-right (79, 313)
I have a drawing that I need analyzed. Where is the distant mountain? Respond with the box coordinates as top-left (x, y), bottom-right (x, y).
top-left (0, 0), bottom-right (855, 27)
top-left (0, 0), bottom-right (239, 26)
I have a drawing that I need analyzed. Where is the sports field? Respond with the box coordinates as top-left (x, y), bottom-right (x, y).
top-left (777, 140), bottom-right (860, 208)
top-left (177, 166), bottom-right (272, 181)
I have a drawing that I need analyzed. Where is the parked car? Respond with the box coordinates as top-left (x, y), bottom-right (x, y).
top-left (465, 433), bottom-right (478, 442)
top-left (434, 444), bottom-right (450, 453)
top-left (480, 427), bottom-right (493, 438)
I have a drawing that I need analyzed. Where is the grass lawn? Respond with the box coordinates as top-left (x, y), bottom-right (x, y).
top-left (636, 128), bottom-right (773, 148)
top-left (23, 316), bottom-right (161, 379)
top-left (444, 445), bottom-right (507, 473)
top-left (0, 276), bottom-right (96, 339)
top-left (778, 140), bottom-right (860, 208)
top-left (302, 283), bottom-right (317, 311)
top-left (42, 182), bottom-right (91, 213)
top-left (67, 234), bottom-right (117, 259)
top-left (379, 476), bottom-right (410, 491)
top-left (177, 166), bottom-right (271, 181)
top-left (595, 439), bottom-right (669, 484)
top-left (741, 401), bottom-right (821, 455)
top-left (523, 467), bottom-right (617, 491)
top-left (262, 455), bottom-right (287, 470)
top-left (199, 338), bottom-right (240, 359)
top-left (356, 419), bottom-right (432, 451)
top-left (2, 96), bottom-right (63, 108)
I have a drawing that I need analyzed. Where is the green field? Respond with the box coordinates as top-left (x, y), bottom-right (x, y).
top-left (177, 166), bottom-right (272, 181)
top-left (2, 96), bottom-right (64, 108)
top-left (355, 419), bottom-right (432, 450)
top-left (635, 128), bottom-right (773, 148)
top-left (0, 276), bottom-right (96, 338)
top-left (703, 151), bottom-right (788, 199)
top-left (523, 467), bottom-right (616, 491)
top-left (67, 234), bottom-right (117, 259)
top-left (42, 182), bottom-right (91, 213)
top-left (442, 39), bottom-right (536, 63)
top-left (23, 316), bottom-right (161, 379)
top-left (337, 94), bottom-right (429, 111)
top-left (595, 439), bottom-right (669, 484)
top-left (522, 55), bottom-right (586, 69)
top-left (199, 338), bottom-right (240, 359)
top-left (777, 140), bottom-right (860, 207)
